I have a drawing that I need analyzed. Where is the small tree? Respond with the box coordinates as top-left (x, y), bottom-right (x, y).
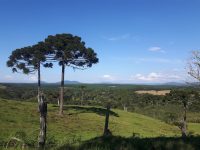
top-left (169, 89), bottom-right (197, 137)
top-left (100, 89), bottom-right (114, 136)
top-left (116, 89), bottom-right (131, 112)
top-left (7, 42), bottom-right (53, 147)
top-left (45, 33), bottom-right (99, 115)
top-left (7, 42), bottom-right (53, 100)
top-left (80, 85), bottom-right (86, 106)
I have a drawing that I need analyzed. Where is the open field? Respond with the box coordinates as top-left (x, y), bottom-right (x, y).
top-left (1, 99), bottom-right (200, 149)
top-left (135, 90), bottom-right (171, 95)
top-left (0, 85), bottom-right (6, 89)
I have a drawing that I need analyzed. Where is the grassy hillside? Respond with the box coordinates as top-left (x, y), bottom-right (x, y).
top-left (0, 99), bottom-right (200, 149)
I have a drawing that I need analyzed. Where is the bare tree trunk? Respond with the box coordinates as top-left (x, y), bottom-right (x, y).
top-left (182, 104), bottom-right (187, 137)
top-left (38, 95), bottom-right (47, 148)
top-left (80, 86), bottom-right (85, 106)
top-left (104, 105), bottom-right (111, 136)
top-left (37, 64), bottom-right (41, 103)
top-left (37, 64), bottom-right (47, 148)
top-left (81, 90), bottom-right (83, 106)
top-left (123, 104), bottom-right (127, 112)
top-left (57, 98), bottom-right (60, 106)
top-left (59, 63), bottom-right (65, 115)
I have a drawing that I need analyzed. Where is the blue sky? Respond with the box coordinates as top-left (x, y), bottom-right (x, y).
top-left (0, 0), bottom-right (200, 83)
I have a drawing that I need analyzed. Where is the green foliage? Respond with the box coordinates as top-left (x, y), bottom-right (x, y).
top-left (167, 89), bottom-right (199, 107)
top-left (44, 33), bottom-right (99, 69)
top-left (7, 42), bottom-right (53, 74)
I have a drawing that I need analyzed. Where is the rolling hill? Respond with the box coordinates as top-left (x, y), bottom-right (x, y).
top-left (0, 99), bottom-right (200, 149)
top-left (55, 80), bottom-right (81, 84)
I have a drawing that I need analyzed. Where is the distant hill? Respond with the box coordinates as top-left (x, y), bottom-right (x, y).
top-left (163, 82), bottom-right (187, 86)
top-left (54, 80), bottom-right (81, 84)
top-left (41, 81), bottom-right (47, 84)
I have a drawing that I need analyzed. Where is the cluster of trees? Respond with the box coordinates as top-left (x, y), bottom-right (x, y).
top-left (0, 84), bottom-right (168, 109)
top-left (166, 89), bottom-right (199, 137)
top-left (2, 83), bottom-right (200, 118)
top-left (6, 33), bottom-right (98, 147)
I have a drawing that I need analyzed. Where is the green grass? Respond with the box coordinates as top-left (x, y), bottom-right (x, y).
top-left (59, 136), bottom-right (200, 150)
top-left (1, 98), bottom-right (200, 149)
top-left (0, 85), bottom-right (6, 89)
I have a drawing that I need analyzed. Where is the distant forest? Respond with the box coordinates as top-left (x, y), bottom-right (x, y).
top-left (1, 83), bottom-right (200, 124)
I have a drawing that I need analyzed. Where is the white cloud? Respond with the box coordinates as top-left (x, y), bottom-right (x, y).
top-left (137, 58), bottom-right (182, 64)
top-left (0, 74), bottom-right (38, 83)
top-left (132, 72), bottom-right (162, 81)
top-left (103, 34), bottom-right (130, 41)
top-left (5, 75), bottom-right (13, 80)
top-left (131, 72), bottom-right (184, 83)
top-left (148, 47), bottom-right (165, 53)
top-left (138, 58), bottom-right (170, 63)
top-left (102, 74), bottom-right (115, 80)
top-left (103, 75), bottom-right (111, 78)
top-left (111, 57), bottom-right (183, 64)
top-left (149, 47), bottom-right (161, 51)
top-left (29, 75), bottom-right (37, 81)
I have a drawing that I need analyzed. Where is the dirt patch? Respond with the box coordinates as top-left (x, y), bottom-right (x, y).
top-left (135, 90), bottom-right (170, 96)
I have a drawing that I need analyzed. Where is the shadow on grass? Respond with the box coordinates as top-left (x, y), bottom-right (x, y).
top-left (53, 105), bottom-right (119, 117)
top-left (67, 106), bottom-right (119, 117)
top-left (57, 135), bottom-right (200, 150)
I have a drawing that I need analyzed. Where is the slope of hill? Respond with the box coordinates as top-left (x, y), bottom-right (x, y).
top-left (0, 99), bottom-right (200, 149)
top-left (163, 82), bottom-right (187, 86)
top-left (54, 80), bottom-right (81, 84)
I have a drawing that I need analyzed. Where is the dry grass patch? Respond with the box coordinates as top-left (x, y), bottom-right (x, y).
top-left (135, 90), bottom-right (170, 96)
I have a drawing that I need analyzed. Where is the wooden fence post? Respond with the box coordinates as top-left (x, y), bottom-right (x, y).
top-left (38, 95), bottom-right (47, 148)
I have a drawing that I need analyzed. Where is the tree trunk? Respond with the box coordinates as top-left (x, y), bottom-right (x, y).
top-left (37, 64), bottom-right (47, 148)
top-left (37, 64), bottom-right (41, 103)
top-left (181, 104), bottom-right (187, 137)
top-left (57, 98), bottom-right (60, 106)
top-left (123, 104), bottom-right (127, 112)
top-left (104, 105), bottom-right (111, 136)
top-left (38, 96), bottom-right (47, 148)
top-left (59, 63), bottom-right (65, 115)
top-left (81, 90), bottom-right (83, 106)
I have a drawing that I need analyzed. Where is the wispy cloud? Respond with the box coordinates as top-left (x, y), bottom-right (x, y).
top-left (112, 57), bottom-right (183, 64)
top-left (4, 75), bottom-right (13, 80)
top-left (0, 74), bottom-right (38, 83)
top-left (148, 46), bottom-right (165, 53)
top-left (130, 72), bottom-right (185, 83)
top-left (132, 72), bottom-right (162, 81)
top-left (169, 41), bottom-right (175, 45)
top-left (103, 34), bottom-right (130, 41)
top-left (137, 58), bottom-right (182, 64)
top-left (102, 74), bottom-right (115, 80)
top-left (29, 75), bottom-right (37, 81)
